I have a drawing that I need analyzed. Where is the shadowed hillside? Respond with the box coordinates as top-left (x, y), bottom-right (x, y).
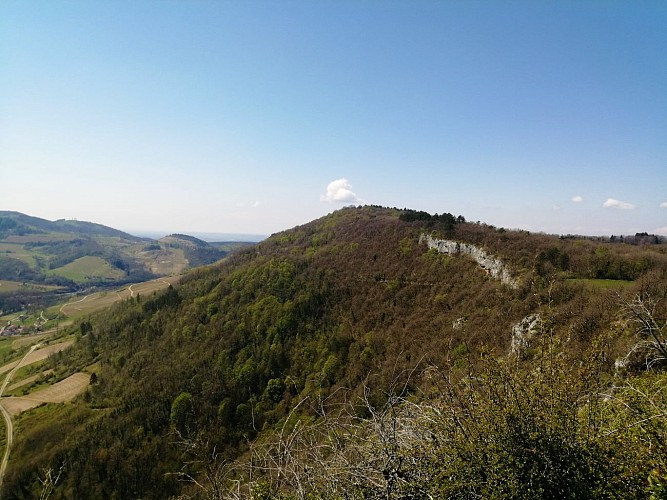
top-left (3, 206), bottom-right (667, 498)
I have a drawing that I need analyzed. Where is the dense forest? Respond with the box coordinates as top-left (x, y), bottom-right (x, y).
top-left (4, 206), bottom-right (667, 498)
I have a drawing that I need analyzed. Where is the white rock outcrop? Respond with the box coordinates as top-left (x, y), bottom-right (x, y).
top-left (419, 234), bottom-right (518, 288)
top-left (509, 314), bottom-right (541, 355)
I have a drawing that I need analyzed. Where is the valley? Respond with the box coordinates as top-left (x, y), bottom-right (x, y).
top-left (0, 211), bottom-right (254, 327)
top-left (4, 2), bottom-right (664, 496)
top-left (0, 206), bottom-right (665, 498)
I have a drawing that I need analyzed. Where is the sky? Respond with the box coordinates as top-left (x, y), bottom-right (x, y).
top-left (1, 1), bottom-right (666, 237)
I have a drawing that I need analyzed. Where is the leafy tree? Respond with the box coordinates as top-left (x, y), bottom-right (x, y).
top-left (171, 392), bottom-right (195, 436)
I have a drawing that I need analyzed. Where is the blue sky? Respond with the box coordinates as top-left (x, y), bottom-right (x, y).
top-left (1, 1), bottom-right (666, 237)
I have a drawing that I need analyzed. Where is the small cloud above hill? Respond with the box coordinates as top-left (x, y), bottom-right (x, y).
top-left (660, 202), bottom-right (667, 208)
top-left (320, 178), bottom-right (366, 204)
top-left (571, 195), bottom-right (583, 203)
top-left (603, 198), bottom-right (636, 210)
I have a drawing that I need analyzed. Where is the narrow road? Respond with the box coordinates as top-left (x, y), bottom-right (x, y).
top-left (0, 343), bottom-right (40, 490)
top-left (59, 294), bottom-right (90, 315)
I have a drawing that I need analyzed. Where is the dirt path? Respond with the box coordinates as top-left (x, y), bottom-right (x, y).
top-left (0, 341), bottom-right (73, 378)
top-left (59, 294), bottom-right (91, 315)
top-left (0, 340), bottom-right (74, 491)
top-left (0, 343), bottom-right (40, 490)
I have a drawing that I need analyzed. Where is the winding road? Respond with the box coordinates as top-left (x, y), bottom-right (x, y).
top-left (0, 343), bottom-right (40, 489)
top-left (58, 294), bottom-right (91, 315)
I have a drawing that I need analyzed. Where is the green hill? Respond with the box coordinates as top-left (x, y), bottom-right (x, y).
top-left (0, 212), bottom-right (253, 317)
top-left (0, 211), bottom-right (143, 241)
top-left (3, 206), bottom-right (667, 498)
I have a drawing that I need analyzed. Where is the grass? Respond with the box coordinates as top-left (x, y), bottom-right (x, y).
top-left (4, 233), bottom-right (71, 244)
top-left (0, 281), bottom-right (63, 294)
top-left (0, 242), bottom-right (39, 267)
top-left (132, 246), bottom-right (188, 275)
top-left (0, 280), bottom-right (23, 293)
top-left (48, 256), bottom-right (125, 283)
top-left (0, 338), bottom-right (17, 365)
top-left (55, 275), bottom-right (179, 319)
top-left (568, 278), bottom-right (635, 290)
top-left (0, 411), bottom-right (5, 465)
top-left (10, 362), bottom-right (48, 389)
top-left (11, 331), bottom-right (60, 350)
top-left (4, 370), bottom-right (54, 396)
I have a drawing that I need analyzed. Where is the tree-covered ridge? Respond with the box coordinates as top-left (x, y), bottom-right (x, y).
top-left (0, 211), bottom-right (143, 241)
top-left (4, 206), bottom-right (667, 498)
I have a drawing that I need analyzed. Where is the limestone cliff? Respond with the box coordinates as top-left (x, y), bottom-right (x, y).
top-left (419, 233), bottom-right (518, 288)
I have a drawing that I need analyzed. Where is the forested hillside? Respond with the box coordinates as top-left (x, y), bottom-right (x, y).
top-left (0, 212), bottom-right (243, 317)
top-left (5, 206), bottom-right (667, 498)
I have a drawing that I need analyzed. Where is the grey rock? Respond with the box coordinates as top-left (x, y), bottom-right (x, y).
top-left (419, 234), bottom-right (518, 289)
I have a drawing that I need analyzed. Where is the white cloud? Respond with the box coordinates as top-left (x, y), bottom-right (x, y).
top-left (320, 178), bottom-right (365, 204)
top-left (660, 202), bottom-right (667, 208)
top-left (655, 226), bottom-right (667, 236)
top-left (603, 198), bottom-right (636, 210)
top-left (571, 195), bottom-right (583, 203)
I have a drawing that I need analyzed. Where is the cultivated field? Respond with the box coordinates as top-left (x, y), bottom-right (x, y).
top-left (10, 331), bottom-right (57, 350)
top-left (22, 341), bottom-right (73, 365)
top-left (0, 373), bottom-right (90, 417)
top-left (6, 370), bottom-right (53, 393)
top-left (0, 281), bottom-right (22, 293)
top-left (0, 280), bottom-right (61, 294)
top-left (48, 256), bottom-right (126, 282)
top-left (0, 341), bottom-right (74, 378)
top-left (137, 247), bottom-right (189, 275)
top-left (55, 275), bottom-right (179, 319)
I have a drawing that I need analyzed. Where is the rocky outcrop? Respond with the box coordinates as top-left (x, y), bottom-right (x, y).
top-left (419, 234), bottom-right (518, 288)
top-left (509, 314), bottom-right (541, 355)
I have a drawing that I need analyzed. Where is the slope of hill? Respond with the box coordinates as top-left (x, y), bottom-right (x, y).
top-left (2, 206), bottom-right (667, 498)
top-left (158, 234), bottom-right (229, 268)
top-left (0, 211), bottom-right (143, 242)
top-left (0, 212), bottom-right (251, 317)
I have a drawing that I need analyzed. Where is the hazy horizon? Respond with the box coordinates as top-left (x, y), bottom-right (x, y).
top-left (128, 228), bottom-right (267, 243)
top-left (2, 2), bottom-right (665, 236)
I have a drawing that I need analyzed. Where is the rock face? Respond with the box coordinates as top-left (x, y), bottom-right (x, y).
top-left (509, 314), bottom-right (541, 355)
top-left (419, 234), bottom-right (518, 288)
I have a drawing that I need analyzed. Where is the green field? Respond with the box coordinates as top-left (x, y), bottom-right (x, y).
top-left (568, 278), bottom-right (635, 290)
top-left (0, 337), bottom-right (17, 365)
top-left (0, 280), bottom-right (62, 294)
top-left (0, 280), bottom-right (23, 293)
top-left (53, 275), bottom-right (179, 320)
top-left (48, 256), bottom-right (125, 283)
top-left (0, 242), bottom-right (41, 267)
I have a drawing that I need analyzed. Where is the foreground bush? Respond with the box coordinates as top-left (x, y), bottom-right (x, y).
top-left (178, 338), bottom-right (667, 499)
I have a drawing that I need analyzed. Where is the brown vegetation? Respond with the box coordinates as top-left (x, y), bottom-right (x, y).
top-left (2, 206), bottom-right (667, 498)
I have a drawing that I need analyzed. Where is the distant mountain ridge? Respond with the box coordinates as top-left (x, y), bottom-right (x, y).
top-left (0, 211), bottom-right (144, 241)
top-left (0, 211), bottom-right (255, 315)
